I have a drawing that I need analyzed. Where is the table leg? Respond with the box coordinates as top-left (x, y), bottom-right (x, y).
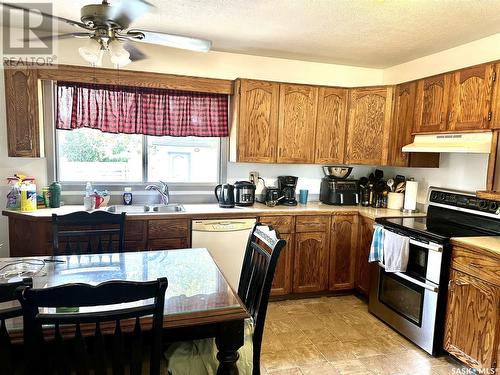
top-left (215, 319), bottom-right (245, 375)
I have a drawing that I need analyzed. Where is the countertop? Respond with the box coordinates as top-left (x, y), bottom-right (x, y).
top-left (2, 202), bottom-right (427, 221)
top-left (451, 236), bottom-right (500, 257)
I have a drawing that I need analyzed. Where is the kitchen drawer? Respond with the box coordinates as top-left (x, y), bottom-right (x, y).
top-left (295, 215), bottom-right (330, 232)
top-left (259, 215), bottom-right (293, 233)
top-left (452, 246), bottom-right (500, 286)
top-left (149, 238), bottom-right (190, 250)
top-left (148, 219), bottom-right (190, 239)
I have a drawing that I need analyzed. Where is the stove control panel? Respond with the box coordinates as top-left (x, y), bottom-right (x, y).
top-left (429, 189), bottom-right (500, 215)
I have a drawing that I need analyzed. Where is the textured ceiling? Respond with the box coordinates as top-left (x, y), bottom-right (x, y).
top-left (4, 0), bottom-right (500, 67)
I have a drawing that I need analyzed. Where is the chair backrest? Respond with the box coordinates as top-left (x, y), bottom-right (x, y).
top-left (0, 278), bottom-right (33, 374)
top-left (17, 278), bottom-right (168, 375)
top-left (52, 211), bottom-right (126, 256)
top-left (237, 224), bottom-right (285, 363)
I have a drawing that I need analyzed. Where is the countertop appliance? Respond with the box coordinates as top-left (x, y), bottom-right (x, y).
top-left (278, 176), bottom-right (298, 206)
top-left (265, 187), bottom-right (282, 207)
top-left (369, 187), bottom-right (500, 355)
top-left (320, 178), bottom-right (359, 205)
top-left (191, 218), bottom-right (256, 291)
top-left (214, 184), bottom-right (235, 208)
top-left (234, 181), bottom-right (255, 206)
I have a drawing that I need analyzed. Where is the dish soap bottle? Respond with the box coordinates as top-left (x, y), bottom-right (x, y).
top-left (84, 181), bottom-right (94, 211)
top-left (123, 187), bottom-right (133, 205)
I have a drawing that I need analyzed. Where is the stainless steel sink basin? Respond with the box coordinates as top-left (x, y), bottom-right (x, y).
top-left (150, 204), bottom-right (185, 213)
top-left (106, 204), bottom-right (185, 213)
top-left (106, 205), bottom-right (150, 213)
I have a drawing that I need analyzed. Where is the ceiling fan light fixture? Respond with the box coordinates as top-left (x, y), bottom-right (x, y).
top-left (78, 38), bottom-right (102, 64)
top-left (108, 39), bottom-right (130, 60)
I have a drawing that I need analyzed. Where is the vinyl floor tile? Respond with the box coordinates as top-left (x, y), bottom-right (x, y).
top-left (261, 296), bottom-right (465, 375)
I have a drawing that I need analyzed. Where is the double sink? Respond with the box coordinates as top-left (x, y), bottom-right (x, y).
top-left (106, 203), bottom-right (185, 214)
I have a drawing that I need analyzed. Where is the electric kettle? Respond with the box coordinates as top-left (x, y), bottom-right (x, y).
top-left (214, 184), bottom-right (235, 208)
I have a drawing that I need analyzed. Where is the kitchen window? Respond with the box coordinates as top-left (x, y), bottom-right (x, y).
top-left (48, 81), bottom-right (228, 186)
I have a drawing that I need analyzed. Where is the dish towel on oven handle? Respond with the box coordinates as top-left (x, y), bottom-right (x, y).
top-left (383, 229), bottom-right (410, 272)
top-left (368, 225), bottom-right (385, 263)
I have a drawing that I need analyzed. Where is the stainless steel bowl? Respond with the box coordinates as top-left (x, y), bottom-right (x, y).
top-left (322, 166), bottom-right (353, 179)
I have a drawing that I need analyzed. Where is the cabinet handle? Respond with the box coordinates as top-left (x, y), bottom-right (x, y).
top-left (448, 111), bottom-right (453, 122)
top-left (469, 262), bottom-right (482, 268)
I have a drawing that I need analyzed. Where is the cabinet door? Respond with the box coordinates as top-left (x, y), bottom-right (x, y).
top-left (293, 232), bottom-right (328, 293)
top-left (314, 87), bottom-right (348, 164)
top-left (448, 64), bottom-right (495, 131)
top-left (270, 233), bottom-right (294, 296)
top-left (414, 74), bottom-right (451, 133)
top-left (444, 269), bottom-right (500, 370)
top-left (4, 67), bottom-right (41, 157)
top-left (329, 215), bottom-right (358, 291)
top-left (355, 216), bottom-right (375, 296)
top-left (345, 86), bottom-right (393, 165)
top-left (491, 64), bottom-right (500, 130)
top-left (277, 83), bottom-right (318, 163)
top-left (236, 79), bottom-right (279, 162)
top-left (388, 82), bottom-right (416, 167)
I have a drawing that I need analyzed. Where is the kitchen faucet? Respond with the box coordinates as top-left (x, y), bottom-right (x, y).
top-left (145, 181), bottom-right (170, 205)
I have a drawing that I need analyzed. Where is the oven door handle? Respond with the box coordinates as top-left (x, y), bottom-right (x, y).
top-left (377, 262), bottom-right (439, 293)
top-left (409, 239), bottom-right (443, 253)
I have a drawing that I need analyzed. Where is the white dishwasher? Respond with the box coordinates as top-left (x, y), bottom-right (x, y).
top-left (191, 218), bottom-right (256, 291)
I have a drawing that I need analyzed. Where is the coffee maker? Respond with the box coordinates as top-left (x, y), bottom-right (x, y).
top-left (277, 176), bottom-right (298, 206)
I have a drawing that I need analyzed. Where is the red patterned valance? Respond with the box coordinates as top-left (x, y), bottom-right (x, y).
top-left (56, 81), bottom-right (229, 137)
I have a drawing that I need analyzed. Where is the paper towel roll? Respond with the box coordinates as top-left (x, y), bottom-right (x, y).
top-left (404, 181), bottom-right (419, 211)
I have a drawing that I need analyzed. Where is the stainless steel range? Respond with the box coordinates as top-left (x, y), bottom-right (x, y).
top-left (369, 187), bottom-right (500, 355)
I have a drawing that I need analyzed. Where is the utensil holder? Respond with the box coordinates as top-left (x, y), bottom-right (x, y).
top-left (387, 192), bottom-right (405, 210)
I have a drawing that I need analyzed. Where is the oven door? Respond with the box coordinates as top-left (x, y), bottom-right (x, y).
top-left (368, 263), bottom-right (440, 355)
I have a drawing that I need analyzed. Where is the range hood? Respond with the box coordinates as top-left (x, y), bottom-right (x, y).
top-left (402, 132), bottom-right (493, 154)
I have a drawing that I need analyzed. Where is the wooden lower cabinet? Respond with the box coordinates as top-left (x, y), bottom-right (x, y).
top-left (293, 231), bottom-right (329, 293)
top-left (355, 216), bottom-right (375, 296)
top-left (444, 245), bottom-right (500, 372)
top-left (329, 214), bottom-right (358, 291)
top-left (259, 216), bottom-right (294, 296)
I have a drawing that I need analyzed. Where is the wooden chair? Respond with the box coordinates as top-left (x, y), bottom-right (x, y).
top-left (0, 278), bottom-right (33, 375)
top-left (166, 223), bottom-right (285, 375)
top-left (237, 223), bottom-right (286, 374)
top-left (52, 211), bottom-right (126, 255)
top-left (16, 278), bottom-right (168, 375)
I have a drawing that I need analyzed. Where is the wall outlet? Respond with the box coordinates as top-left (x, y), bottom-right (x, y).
top-left (249, 171), bottom-right (259, 184)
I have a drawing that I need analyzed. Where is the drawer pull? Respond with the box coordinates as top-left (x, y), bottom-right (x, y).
top-left (469, 262), bottom-right (482, 268)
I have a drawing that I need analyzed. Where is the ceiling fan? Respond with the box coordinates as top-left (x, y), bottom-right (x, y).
top-left (2, 0), bottom-right (212, 67)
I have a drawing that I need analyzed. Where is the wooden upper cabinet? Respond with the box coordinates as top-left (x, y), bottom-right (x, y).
top-left (388, 82), bottom-right (416, 167)
top-left (314, 87), bottom-right (348, 164)
top-left (277, 83), bottom-right (318, 163)
top-left (329, 214), bottom-right (358, 291)
top-left (414, 73), bottom-right (451, 133)
top-left (448, 64), bottom-right (495, 131)
top-left (4, 67), bottom-right (42, 157)
top-left (345, 86), bottom-right (393, 165)
top-left (232, 79), bottom-right (279, 162)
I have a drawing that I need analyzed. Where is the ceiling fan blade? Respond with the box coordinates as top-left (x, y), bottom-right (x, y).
top-left (122, 42), bottom-right (147, 62)
top-left (1, 3), bottom-right (91, 30)
top-left (109, 0), bottom-right (154, 29)
top-left (22, 32), bottom-right (92, 42)
top-left (126, 30), bottom-right (212, 52)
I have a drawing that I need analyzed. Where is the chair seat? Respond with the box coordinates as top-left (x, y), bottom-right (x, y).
top-left (164, 319), bottom-right (254, 375)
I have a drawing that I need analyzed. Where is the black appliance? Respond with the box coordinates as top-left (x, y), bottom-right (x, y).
top-left (369, 187), bottom-right (500, 355)
top-left (277, 176), bottom-right (298, 206)
top-left (320, 178), bottom-right (359, 205)
top-left (264, 187), bottom-right (281, 206)
top-left (234, 181), bottom-right (255, 206)
top-left (214, 184), bottom-right (235, 208)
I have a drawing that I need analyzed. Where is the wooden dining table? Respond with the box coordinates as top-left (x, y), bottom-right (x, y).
top-left (0, 248), bottom-right (249, 374)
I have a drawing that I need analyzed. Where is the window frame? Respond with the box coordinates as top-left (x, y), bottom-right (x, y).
top-left (43, 81), bottom-right (228, 192)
